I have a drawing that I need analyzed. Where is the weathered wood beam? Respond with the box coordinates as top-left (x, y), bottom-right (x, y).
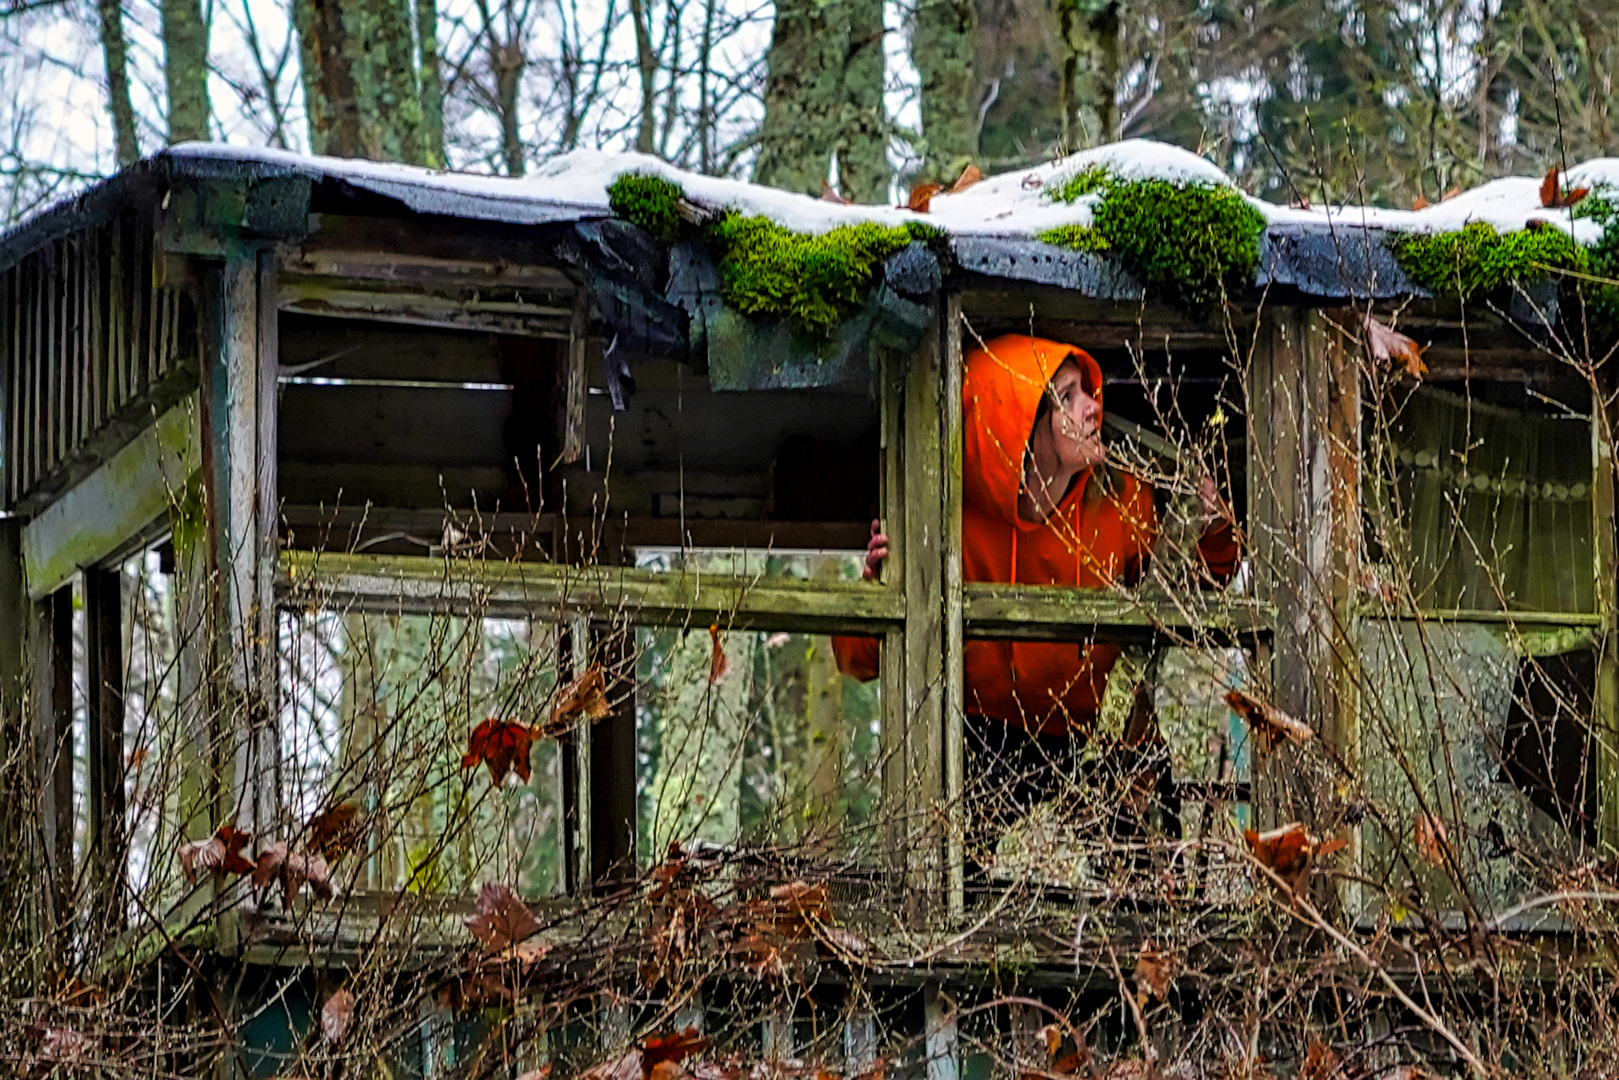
top-left (962, 586), bottom-right (1271, 643)
top-left (20, 397), bottom-right (200, 599)
top-left (31, 588), bottom-right (74, 934)
top-left (280, 247), bottom-right (575, 292)
top-left (280, 551), bottom-right (907, 633)
top-left (84, 565), bottom-right (127, 939)
top-left (204, 247), bottom-right (280, 951)
top-left (942, 296), bottom-right (966, 915)
top-left (279, 276), bottom-right (573, 338)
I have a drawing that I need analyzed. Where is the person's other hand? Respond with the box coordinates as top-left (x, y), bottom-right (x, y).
top-left (863, 519), bottom-right (890, 581)
top-left (1197, 476), bottom-right (1231, 528)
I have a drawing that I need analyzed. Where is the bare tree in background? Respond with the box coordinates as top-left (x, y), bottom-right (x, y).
top-left (161, 0), bottom-right (210, 143)
top-left (94, 0), bottom-right (138, 165)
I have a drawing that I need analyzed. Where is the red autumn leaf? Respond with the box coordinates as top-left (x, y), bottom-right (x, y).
top-left (1224, 688), bottom-right (1314, 757)
top-left (948, 163), bottom-right (984, 194)
top-left (252, 842), bottom-right (334, 903)
top-left (903, 182), bottom-right (945, 213)
top-left (321, 988), bottom-right (355, 1045)
top-left (179, 824), bottom-right (256, 883)
top-left (643, 1027), bottom-right (710, 1074)
top-left (544, 663), bottom-right (611, 735)
top-left (1415, 811), bottom-right (1448, 866)
top-left (1244, 823), bottom-right (1345, 894)
top-left (306, 801), bottom-right (363, 861)
top-left (1034, 1024), bottom-right (1090, 1078)
top-left (1363, 314), bottom-right (1427, 379)
top-left (708, 624), bottom-right (729, 685)
top-left (462, 718), bottom-right (535, 785)
top-left (1540, 165), bottom-right (1591, 209)
top-left (820, 179), bottom-right (851, 205)
top-left (465, 882), bottom-right (544, 952)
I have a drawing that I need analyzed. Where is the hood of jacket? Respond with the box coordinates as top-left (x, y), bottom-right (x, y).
top-left (962, 334), bottom-right (1105, 528)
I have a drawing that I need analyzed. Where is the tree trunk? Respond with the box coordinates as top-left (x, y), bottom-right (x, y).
top-left (838, 0), bottom-right (888, 203)
top-left (755, 0), bottom-right (890, 200)
top-left (293, 0), bottom-right (425, 163)
top-left (629, 0), bottom-right (658, 153)
top-left (416, 0), bottom-right (445, 167)
top-left (161, 0), bottom-right (211, 143)
top-left (1056, 0), bottom-right (1118, 148)
top-left (493, 40), bottom-right (526, 175)
top-left (96, 0), bottom-right (140, 166)
top-left (912, 0), bottom-right (978, 182)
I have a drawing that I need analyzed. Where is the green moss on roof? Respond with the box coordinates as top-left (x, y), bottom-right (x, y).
top-left (708, 215), bottom-right (937, 335)
top-left (1040, 170), bottom-right (1267, 306)
top-left (1391, 221), bottom-right (1586, 300)
top-left (607, 171), bottom-right (686, 243)
top-left (1047, 165), bottom-right (1110, 205)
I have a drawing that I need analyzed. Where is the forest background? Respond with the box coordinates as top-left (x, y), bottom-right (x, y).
top-left (0, 0), bottom-right (1613, 230)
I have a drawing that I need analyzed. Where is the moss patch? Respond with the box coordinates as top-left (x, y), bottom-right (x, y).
top-left (607, 172), bottom-right (686, 243)
top-left (1047, 164), bottom-right (1110, 205)
top-left (709, 215), bottom-right (935, 334)
top-left (1391, 221), bottom-right (1586, 299)
top-left (1039, 170), bottom-right (1267, 306)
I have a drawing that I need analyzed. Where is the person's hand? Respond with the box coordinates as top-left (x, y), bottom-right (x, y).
top-left (863, 519), bottom-right (890, 581)
top-left (1197, 476), bottom-right (1231, 529)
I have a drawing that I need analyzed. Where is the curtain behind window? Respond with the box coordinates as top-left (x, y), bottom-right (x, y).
top-left (1371, 386), bottom-right (1594, 613)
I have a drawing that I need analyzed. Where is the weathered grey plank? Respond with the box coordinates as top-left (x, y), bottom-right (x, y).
top-left (281, 551), bottom-right (907, 633)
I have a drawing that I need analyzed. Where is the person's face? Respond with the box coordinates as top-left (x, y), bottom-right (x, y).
top-left (1042, 360), bottom-right (1104, 472)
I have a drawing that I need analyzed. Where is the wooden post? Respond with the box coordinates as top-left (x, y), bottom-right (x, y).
top-left (881, 314), bottom-right (949, 909)
top-left (84, 565), bottom-right (126, 938)
top-left (0, 518), bottom-right (32, 951)
top-left (924, 985), bottom-right (960, 1080)
top-left (203, 247), bottom-right (279, 950)
top-left (1592, 373), bottom-right (1619, 852)
top-left (941, 296), bottom-right (965, 916)
top-left (32, 587), bottom-right (74, 932)
top-left (1247, 307), bottom-right (1357, 825)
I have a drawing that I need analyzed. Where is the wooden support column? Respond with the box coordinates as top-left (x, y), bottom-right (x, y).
top-left (84, 565), bottom-right (126, 938)
top-left (32, 587), bottom-right (73, 931)
top-left (898, 311), bottom-right (950, 907)
top-left (941, 296), bottom-right (966, 915)
top-left (1247, 307), bottom-right (1356, 824)
top-left (203, 247), bottom-right (279, 949)
top-left (588, 619), bottom-right (637, 884)
top-left (1592, 368), bottom-right (1619, 852)
top-left (0, 518), bottom-right (35, 953)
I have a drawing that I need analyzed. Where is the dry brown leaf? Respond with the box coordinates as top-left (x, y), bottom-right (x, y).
top-left (1224, 689), bottom-right (1313, 757)
top-left (1540, 165), bottom-right (1591, 209)
top-left (1364, 315), bottom-right (1427, 379)
top-left (306, 801), bottom-right (363, 861)
top-left (820, 179), bottom-right (851, 205)
top-left (579, 1048), bottom-right (644, 1080)
top-left (462, 718), bottom-right (536, 785)
top-left (651, 1063), bottom-right (694, 1080)
top-left (252, 842), bottom-right (334, 903)
top-left (516, 1068), bottom-right (554, 1080)
top-left (1415, 811), bottom-right (1449, 866)
top-left (321, 988), bottom-right (354, 1046)
top-left (466, 882), bottom-right (544, 953)
top-left (178, 824), bottom-right (255, 884)
top-left (1244, 823), bottom-right (1344, 894)
top-left (1134, 943), bottom-right (1174, 1002)
top-left (948, 164), bottom-right (984, 193)
top-left (1411, 193), bottom-right (1430, 210)
top-left (548, 663), bottom-right (611, 733)
top-left (903, 182), bottom-right (945, 213)
top-left (643, 1028), bottom-right (710, 1074)
top-left (708, 624), bottom-right (729, 684)
top-left (1302, 1034), bottom-right (1340, 1080)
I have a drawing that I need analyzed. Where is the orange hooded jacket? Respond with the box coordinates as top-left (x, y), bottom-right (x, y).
top-left (833, 334), bottom-right (1238, 735)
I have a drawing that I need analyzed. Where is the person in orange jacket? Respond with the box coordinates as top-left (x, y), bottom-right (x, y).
top-left (833, 334), bottom-right (1238, 866)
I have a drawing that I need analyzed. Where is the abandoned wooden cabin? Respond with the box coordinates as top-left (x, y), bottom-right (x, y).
top-left (0, 142), bottom-right (1614, 1075)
